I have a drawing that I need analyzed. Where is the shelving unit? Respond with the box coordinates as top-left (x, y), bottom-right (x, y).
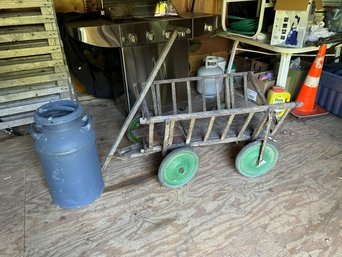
top-left (220, 0), bottom-right (341, 88)
top-left (0, 0), bottom-right (75, 130)
top-left (221, 0), bottom-right (275, 39)
top-left (220, 34), bottom-right (334, 88)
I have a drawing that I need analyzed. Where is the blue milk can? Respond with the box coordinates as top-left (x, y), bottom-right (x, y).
top-left (30, 100), bottom-right (104, 209)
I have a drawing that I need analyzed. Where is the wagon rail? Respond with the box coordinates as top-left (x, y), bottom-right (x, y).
top-left (102, 30), bottom-right (302, 186)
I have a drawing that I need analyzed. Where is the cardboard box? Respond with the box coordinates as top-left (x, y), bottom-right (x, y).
top-left (273, 60), bottom-right (311, 100)
top-left (251, 57), bottom-right (271, 73)
top-left (287, 62), bottom-right (310, 100)
top-left (270, 0), bottom-right (323, 48)
top-left (247, 71), bottom-right (291, 105)
top-left (247, 71), bottom-right (277, 105)
top-left (234, 54), bottom-right (273, 73)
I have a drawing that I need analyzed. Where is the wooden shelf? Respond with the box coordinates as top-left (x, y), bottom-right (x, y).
top-left (219, 34), bottom-right (325, 54)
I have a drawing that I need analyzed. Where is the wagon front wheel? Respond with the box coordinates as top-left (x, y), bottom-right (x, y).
top-left (158, 147), bottom-right (199, 188)
top-left (235, 140), bottom-right (279, 177)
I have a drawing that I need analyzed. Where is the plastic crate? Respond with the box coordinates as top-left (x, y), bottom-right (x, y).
top-left (316, 70), bottom-right (342, 117)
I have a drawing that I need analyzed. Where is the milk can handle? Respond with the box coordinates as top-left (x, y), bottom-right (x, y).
top-left (29, 123), bottom-right (43, 140)
top-left (205, 56), bottom-right (218, 69)
top-left (81, 114), bottom-right (93, 132)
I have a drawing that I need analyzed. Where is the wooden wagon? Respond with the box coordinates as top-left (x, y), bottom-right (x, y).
top-left (102, 31), bottom-right (302, 188)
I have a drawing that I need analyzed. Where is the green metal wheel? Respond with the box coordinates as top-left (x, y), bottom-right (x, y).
top-left (235, 140), bottom-right (279, 177)
top-left (158, 147), bottom-right (199, 188)
top-left (126, 115), bottom-right (142, 143)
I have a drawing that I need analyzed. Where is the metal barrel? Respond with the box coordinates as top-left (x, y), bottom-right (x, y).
top-left (30, 100), bottom-right (104, 209)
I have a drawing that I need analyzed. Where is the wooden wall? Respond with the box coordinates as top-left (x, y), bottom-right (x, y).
top-left (53, 0), bottom-right (230, 85)
top-left (172, 0), bottom-right (221, 14)
top-left (53, 0), bottom-right (85, 12)
top-left (53, 0), bottom-right (221, 14)
top-left (53, 0), bottom-right (100, 13)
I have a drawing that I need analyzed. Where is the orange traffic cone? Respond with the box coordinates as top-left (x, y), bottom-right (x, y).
top-left (291, 44), bottom-right (328, 118)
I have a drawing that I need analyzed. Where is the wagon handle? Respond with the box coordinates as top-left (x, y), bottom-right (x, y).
top-left (101, 30), bottom-right (179, 170)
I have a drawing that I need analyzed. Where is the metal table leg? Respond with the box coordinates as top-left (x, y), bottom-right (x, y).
top-left (227, 40), bottom-right (239, 73)
top-left (276, 53), bottom-right (292, 88)
top-left (227, 40), bottom-right (239, 99)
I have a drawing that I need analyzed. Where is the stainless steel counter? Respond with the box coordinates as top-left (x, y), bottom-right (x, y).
top-left (66, 13), bottom-right (220, 48)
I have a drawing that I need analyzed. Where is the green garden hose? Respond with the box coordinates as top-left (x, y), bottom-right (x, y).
top-left (210, 15), bottom-right (268, 38)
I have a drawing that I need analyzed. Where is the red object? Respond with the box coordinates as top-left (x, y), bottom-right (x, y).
top-left (291, 44), bottom-right (328, 117)
top-left (271, 86), bottom-right (285, 93)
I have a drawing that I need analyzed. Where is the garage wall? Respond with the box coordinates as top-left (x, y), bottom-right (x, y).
top-left (53, 0), bottom-right (221, 14)
top-left (172, 0), bottom-right (221, 14)
top-left (53, 0), bottom-right (101, 12)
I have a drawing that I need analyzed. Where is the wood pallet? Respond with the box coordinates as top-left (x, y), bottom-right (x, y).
top-left (0, 0), bottom-right (75, 130)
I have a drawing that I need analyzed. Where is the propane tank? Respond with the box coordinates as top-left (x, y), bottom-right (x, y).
top-left (196, 56), bottom-right (224, 98)
top-left (30, 100), bottom-right (104, 209)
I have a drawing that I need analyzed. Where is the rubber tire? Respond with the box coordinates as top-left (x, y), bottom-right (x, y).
top-left (158, 147), bottom-right (199, 188)
top-left (235, 140), bottom-right (279, 177)
top-left (126, 115), bottom-right (142, 143)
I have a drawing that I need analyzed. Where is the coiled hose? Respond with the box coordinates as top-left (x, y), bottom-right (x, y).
top-left (210, 15), bottom-right (268, 38)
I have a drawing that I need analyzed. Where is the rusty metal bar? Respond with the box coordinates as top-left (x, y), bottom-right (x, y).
top-left (151, 83), bottom-right (158, 116)
top-left (156, 83), bottom-right (162, 116)
top-left (238, 112), bottom-right (254, 138)
top-left (148, 122), bottom-right (154, 148)
top-left (140, 83), bottom-right (150, 119)
top-left (102, 30), bottom-right (178, 170)
top-left (243, 73), bottom-right (248, 107)
top-left (216, 78), bottom-right (221, 110)
top-left (230, 75), bottom-right (235, 108)
top-left (229, 74), bottom-right (234, 107)
top-left (201, 79), bottom-right (207, 111)
top-left (186, 80), bottom-right (192, 113)
top-left (186, 118), bottom-right (196, 144)
top-left (162, 119), bottom-right (171, 156)
top-left (151, 72), bottom-right (247, 85)
top-left (171, 82), bottom-right (177, 115)
top-left (132, 83), bottom-right (143, 115)
top-left (204, 116), bottom-right (216, 142)
top-left (168, 120), bottom-right (176, 147)
top-left (252, 112), bottom-right (268, 139)
top-left (221, 114), bottom-right (235, 140)
top-left (225, 77), bottom-right (231, 109)
top-left (270, 108), bottom-right (291, 136)
top-left (258, 112), bottom-right (273, 164)
top-left (140, 102), bottom-right (299, 125)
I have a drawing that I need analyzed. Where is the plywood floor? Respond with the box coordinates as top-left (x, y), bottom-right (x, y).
top-left (1, 98), bottom-right (341, 257)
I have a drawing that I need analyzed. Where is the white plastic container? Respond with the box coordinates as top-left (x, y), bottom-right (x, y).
top-left (196, 56), bottom-right (224, 98)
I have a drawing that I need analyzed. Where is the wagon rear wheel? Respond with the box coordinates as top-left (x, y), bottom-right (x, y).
top-left (235, 140), bottom-right (279, 177)
top-left (126, 115), bottom-right (142, 143)
top-left (158, 147), bottom-right (199, 188)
